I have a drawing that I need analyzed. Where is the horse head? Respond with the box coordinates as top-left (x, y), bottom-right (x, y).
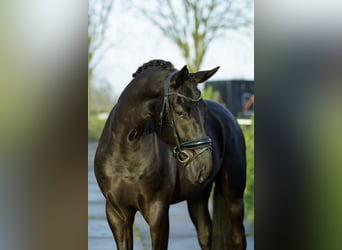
top-left (154, 64), bottom-right (220, 184)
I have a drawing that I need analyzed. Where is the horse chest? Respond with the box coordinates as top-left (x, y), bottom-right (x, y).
top-left (113, 162), bottom-right (156, 184)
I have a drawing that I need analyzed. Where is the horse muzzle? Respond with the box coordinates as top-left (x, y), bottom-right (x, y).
top-left (173, 136), bottom-right (213, 184)
top-left (173, 136), bottom-right (212, 165)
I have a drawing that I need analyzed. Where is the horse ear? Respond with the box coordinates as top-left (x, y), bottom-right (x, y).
top-left (172, 65), bottom-right (189, 88)
top-left (190, 66), bottom-right (220, 84)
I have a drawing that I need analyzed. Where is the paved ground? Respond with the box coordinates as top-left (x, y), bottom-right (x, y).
top-left (88, 143), bottom-right (254, 249)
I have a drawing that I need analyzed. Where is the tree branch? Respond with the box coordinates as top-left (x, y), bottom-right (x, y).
top-left (131, 0), bottom-right (253, 71)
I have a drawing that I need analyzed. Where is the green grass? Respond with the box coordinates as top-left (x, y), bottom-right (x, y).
top-left (88, 115), bottom-right (106, 142)
top-left (241, 117), bottom-right (254, 221)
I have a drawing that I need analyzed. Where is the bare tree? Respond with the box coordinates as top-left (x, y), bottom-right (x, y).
top-left (88, 0), bottom-right (114, 113)
top-left (132, 0), bottom-right (253, 72)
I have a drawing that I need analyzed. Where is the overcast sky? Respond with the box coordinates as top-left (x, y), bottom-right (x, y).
top-left (94, 1), bottom-right (254, 96)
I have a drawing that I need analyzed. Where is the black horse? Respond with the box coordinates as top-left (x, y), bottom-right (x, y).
top-left (94, 60), bottom-right (246, 250)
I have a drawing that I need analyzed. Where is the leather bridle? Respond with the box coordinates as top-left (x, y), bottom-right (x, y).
top-left (158, 70), bottom-right (212, 166)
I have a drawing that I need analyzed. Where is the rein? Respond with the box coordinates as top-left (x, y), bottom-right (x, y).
top-left (158, 71), bottom-right (212, 166)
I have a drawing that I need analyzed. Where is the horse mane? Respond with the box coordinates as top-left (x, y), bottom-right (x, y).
top-left (132, 59), bottom-right (175, 78)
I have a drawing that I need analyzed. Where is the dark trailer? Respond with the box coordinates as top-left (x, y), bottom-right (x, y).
top-left (204, 80), bottom-right (254, 118)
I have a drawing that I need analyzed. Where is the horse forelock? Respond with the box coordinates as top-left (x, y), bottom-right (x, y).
top-left (132, 59), bottom-right (175, 78)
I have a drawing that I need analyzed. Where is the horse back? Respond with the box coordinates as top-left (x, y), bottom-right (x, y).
top-left (205, 100), bottom-right (247, 197)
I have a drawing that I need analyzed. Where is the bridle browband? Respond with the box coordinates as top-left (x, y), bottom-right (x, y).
top-left (158, 70), bottom-right (212, 166)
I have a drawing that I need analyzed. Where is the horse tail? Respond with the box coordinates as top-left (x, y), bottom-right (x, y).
top-left (211, 182), bottom-right (234, 250)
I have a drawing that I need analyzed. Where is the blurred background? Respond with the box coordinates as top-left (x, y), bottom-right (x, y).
top-left (1, 0), bottom-right (342, 250)
top-left (88, 0), bottom-right (254, 249)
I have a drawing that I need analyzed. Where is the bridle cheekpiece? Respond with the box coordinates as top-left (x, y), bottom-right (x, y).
top-left (158, 70), bottom-right (212, 166)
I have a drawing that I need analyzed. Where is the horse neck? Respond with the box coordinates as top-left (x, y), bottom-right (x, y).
top-left (112, 79), bottom-right (160, 144)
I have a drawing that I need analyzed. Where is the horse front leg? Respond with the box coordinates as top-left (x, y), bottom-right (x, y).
top-left (146, 201), bottom-right (170, 250)
top-left (187, 184), bottom-right (212, 250)
top-left (106, 192), bottom-right (135, 250)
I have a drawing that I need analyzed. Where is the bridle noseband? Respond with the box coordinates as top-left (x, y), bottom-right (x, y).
top-left (158, 70), bottom-right (212, 166)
